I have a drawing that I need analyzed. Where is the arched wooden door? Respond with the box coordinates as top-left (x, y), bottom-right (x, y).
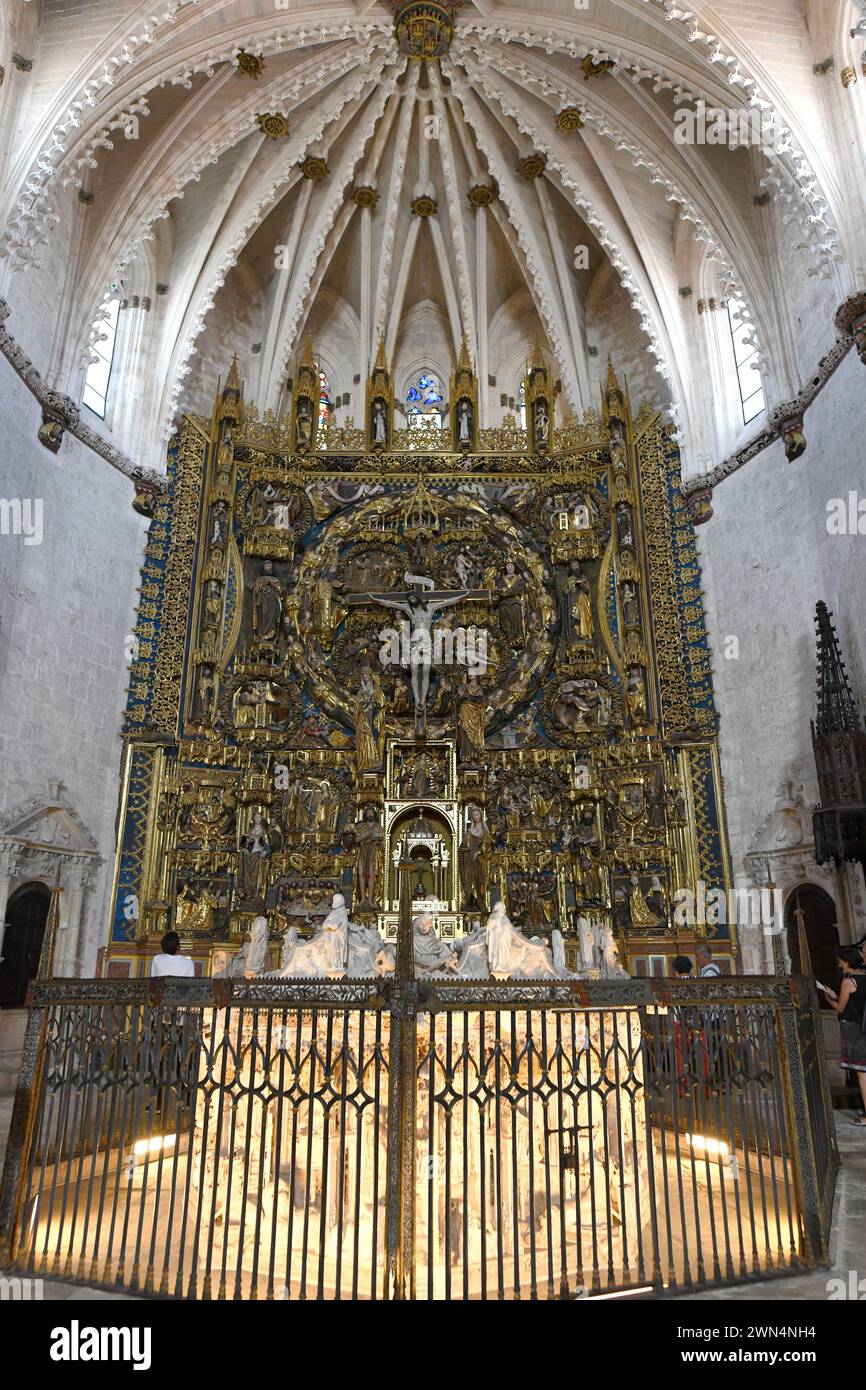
top-left (785, 884), bottom-right (839, 1004)
top-left (0, 883), bottom-right (51, 1006)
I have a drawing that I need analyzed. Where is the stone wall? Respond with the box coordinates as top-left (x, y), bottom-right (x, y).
top-left (0, 358), bottom-right (146, 972)
top-left (697, 347), bottom-right (866, 957)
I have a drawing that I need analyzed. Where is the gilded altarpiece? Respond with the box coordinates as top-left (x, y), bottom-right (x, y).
top-left (104, 360), bottom-right (735, 977)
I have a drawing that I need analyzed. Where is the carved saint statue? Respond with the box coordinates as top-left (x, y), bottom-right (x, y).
top-left (498, 561), bottom-right (525, 649)
top-left (616, 503), bottom-right (634, 549)
top-left (456, 675), bottom-right (486, 765)
top-left (296, 398), bottom-right (313, 450)
top-left (457, 399), bottom-right (472, 445)
top-left (209, 501), bottom-right (228, 551)
top-left (204, 580), bottom-right (223, 631)
top-left (621, 582), bottom-right (641, 629)
top-left (647, 875), bottom-right (667, 922)
top-left (351, 806), bottom-right (383, 909)
top-left (175, 882), bottom-right (218, 935)
top-left (237, 811), bottom-right (275, 906)
top-left (628, 872), bottom-right (661, 927)
top-left (594, 921), bottom-right (627, 978)
top-left (195, 665), bottom-right (216, 722)
top-left (312, 570), bottom-right (338, 637)
top-left (565, 563), bottom-right (593, 646)
top-left (353, 668), bottom-right (385, 772)
top-left (252, 560), bottom-right (283, 644)
top-left (371, 398), bottom-right (388, 446)
top-left (215, 426), bottom-right (234, 487)
top-left (626, 666), bottom-right (648, 723)
top-left (307, 777), bottom-right (340, 832)
top-left (233, 682), bottom-right (260, 728)
top-left (454, 552), bottom-right (476, 590)
top-left (459, 805), bottom-right (491, 911)
top-left (521, 871), bottom-right (557, 930)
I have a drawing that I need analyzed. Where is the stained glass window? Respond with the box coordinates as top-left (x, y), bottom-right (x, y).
top-left (406, 372), bottom-right (445, 427)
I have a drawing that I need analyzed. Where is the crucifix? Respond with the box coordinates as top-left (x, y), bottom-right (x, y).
top-left (345, 574), bottom-right (491, 735)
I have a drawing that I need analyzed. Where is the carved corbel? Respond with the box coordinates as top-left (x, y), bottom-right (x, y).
top-left (684, 486), bottom-right (714, 526)
top-left (770, 402), bottom-right (807, 461)
top-left (834, 290), bottom-right (866, 366)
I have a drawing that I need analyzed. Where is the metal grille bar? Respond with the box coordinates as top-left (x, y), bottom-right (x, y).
top-left (0, 976), bottom-right (837, 1299)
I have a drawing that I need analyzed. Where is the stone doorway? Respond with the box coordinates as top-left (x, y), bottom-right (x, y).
top-left (785, 883), bottom-right (840, 1005)
top-left (0, 882), bottom-right (51, 1006)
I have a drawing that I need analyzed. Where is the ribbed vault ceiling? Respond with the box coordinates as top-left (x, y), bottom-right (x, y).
top-left (2, 0), bottom-right (852, 457)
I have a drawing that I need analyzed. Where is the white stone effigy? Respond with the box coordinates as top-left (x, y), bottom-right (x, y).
top-left (270, 894), bottom-right (395, 979)
top-left (186, 1000), bottom-right (653, 1297)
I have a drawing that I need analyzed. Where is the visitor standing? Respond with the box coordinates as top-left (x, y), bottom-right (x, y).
top-left (824, 946), bottom-right (866, 1124)
top-left (151, 931), bottom-right (195, 977)
top-left (696, 943), bottom-right (721, 978)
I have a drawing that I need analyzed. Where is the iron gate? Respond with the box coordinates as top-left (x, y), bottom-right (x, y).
top-left (0, 971), bottom-right (838, 1300)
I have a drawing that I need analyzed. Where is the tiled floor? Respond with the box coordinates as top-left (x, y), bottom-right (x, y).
top-left (674, 1112), bottom-right (866, 1300)
top-left (0, 1093), bottom-right (136, 1301)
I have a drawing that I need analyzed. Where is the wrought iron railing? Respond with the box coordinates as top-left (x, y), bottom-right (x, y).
top-left (0, 969), bottom-right (838, 1300)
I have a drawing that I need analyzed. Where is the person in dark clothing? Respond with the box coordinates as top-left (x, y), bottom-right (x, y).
top-left (825, 945), bottom-right (866, 1123)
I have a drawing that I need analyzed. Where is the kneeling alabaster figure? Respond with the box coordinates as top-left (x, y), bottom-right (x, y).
top-left (347, 917), bottom-right (394, 977)
top-left (595, 920), bottom-right (627, 978)
top-left (230, 915), bottom-right (270, 978)
top-left (456, 920), bottom-right (489, 978)
top-left (413, 913), bottom-right (458, 975)
top-left (279, 894), bottom-right (349, 977)
top-left (486, 902), bottom-right (569, 980)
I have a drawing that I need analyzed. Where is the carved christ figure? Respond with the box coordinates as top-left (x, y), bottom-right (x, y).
top-left (359, 588), bottom-right (469, 725)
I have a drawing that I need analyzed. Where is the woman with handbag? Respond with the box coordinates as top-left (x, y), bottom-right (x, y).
top-left (825, 946), bottom-right (866, 1124)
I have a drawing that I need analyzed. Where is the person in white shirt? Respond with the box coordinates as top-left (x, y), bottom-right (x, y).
top-left (696, 943), bottom-right (721, 978)
top-left (150, 931), bottom-right (196, 977)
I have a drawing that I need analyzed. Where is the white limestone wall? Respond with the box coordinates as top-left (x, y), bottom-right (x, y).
top-left (0, 356), bottom-right (147, 973)
top-left (178, 263), bottom-right (263, 420)
top-left (697, 348), bottom-right (866, 940)
top-left (586, 268), bottom-right (670, 413)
